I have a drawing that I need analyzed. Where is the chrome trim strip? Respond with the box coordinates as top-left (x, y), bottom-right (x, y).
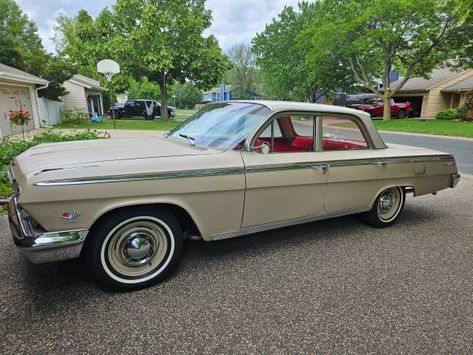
top-left (210, 207), bottom-right (369, 240)
top-left (35, 154), bottom-right (454, 186)
top-left (35, 167), bottom-right (245, 186)
top-left (245, 155), bottom-right (454, 173)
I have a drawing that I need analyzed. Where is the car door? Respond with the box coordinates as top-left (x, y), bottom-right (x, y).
top-left (320, 114), bottom-right (386, 213)
top-left (241, 114), bottom-right (328, 227)
top-left (122, 101), bottom-right (135, 116)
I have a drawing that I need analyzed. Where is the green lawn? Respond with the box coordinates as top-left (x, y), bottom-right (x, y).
top-left (55, 118), bottom-right (181, 131)
top-left (55, 109), bottom-right (196, 131)
top-left (372, 119), bottom-right (473, 138)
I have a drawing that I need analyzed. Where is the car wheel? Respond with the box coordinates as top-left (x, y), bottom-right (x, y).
top-left (397, 109), bottom-right (406, 119)
top-left (85, 207), bottom-right (183, 291)
top-left (358, 187), bottom-right (405, 228)
top-left (111, 110), bottom-right (121, 119)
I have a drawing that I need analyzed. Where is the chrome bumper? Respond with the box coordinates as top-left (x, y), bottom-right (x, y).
top-left (3, 196), bottom-right (88, 263)
top-left (451, 173), bottom-right (461, 188)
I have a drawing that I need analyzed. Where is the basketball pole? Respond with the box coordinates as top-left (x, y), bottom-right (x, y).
top-left (109, 79), bottom-right (116, 129)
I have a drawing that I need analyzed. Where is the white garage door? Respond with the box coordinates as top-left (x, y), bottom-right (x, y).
top-left (0, 85), bottom-right (34, 138)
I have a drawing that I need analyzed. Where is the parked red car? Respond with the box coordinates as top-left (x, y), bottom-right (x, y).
top-left (360, 98), bottom-right (411, 118)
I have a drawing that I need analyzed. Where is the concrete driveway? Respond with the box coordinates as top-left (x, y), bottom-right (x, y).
top-left (1, 172), bottom-right (471, 353)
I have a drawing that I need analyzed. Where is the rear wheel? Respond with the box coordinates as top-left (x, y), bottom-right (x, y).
top-left (85, 207), bottom-right (183, 290)
top-left (397, 109), bottom-right (407, 118)
top-left (358, 187), bottom-right (405, 228)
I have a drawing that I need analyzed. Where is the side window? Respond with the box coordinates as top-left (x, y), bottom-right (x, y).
top-left (126, 101), bottom-right (135, 107)
top-left (321, 116), bottom-right (369, 151)
top-left (254, 114), bottom-right (314, 153)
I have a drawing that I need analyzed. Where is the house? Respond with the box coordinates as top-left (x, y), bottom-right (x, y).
top-left (202, 84), bottom-right (262, 102)
top-left (0, 63), bottom-right (48, 138)
top-left (391, 68), bottom-right (473, 118)
top-left (63, 74), bottom-right (104, 116)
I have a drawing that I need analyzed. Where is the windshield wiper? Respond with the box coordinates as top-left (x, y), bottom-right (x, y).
top-left (179, 133), bottom-right (196, 146)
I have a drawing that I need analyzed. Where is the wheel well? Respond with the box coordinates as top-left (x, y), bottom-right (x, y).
top-left (88, 203), bottom-right (201, 238)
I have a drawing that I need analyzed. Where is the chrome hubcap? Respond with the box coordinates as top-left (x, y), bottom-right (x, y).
top-left (121, 232), bottom-right (155, 266)
top-left (377, 187), bottom-right (402, 221)
top-left (379, 193), bottom-right (394, 213)
top-left (105, 219), bottom-right (169, 278)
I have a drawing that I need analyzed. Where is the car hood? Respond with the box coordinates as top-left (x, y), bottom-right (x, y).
top-left (13, 137), bottom-right (218, 180)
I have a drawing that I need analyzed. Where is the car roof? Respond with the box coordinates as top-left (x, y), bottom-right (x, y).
top-left (210, 100), bottom-right (387, 149)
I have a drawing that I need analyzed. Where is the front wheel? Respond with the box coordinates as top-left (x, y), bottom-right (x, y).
top-left (358, 187), bottom-right (405, 228)
top-left (85, 207), bottom-right (183, 290)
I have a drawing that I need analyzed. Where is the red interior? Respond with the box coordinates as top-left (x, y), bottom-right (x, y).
top-left (255, 136), bottom-right (367, 152)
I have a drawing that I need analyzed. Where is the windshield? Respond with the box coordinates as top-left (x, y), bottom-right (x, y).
top-left (169, 102), bottom-right (271, 150)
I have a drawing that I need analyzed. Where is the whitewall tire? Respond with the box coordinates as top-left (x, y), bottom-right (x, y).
top-left (85, 207), bottom-right (183, 290)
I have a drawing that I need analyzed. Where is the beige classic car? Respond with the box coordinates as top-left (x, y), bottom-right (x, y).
top-left (4, 101), bottom-right (460, 290)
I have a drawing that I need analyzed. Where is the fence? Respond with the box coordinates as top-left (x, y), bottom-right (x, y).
top-left (38, 98), bottom-right (63, 126)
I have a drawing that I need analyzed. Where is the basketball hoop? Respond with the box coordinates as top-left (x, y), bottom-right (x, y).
top-left (97, 59), bottom-right (120, 82)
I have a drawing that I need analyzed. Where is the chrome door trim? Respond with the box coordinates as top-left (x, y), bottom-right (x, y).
top-left (210, 206), bottom-right (369, 241)
top-left (245, 154), bottom-right (454, 174)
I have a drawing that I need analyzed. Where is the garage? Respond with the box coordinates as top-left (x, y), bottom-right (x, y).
top-left (393, 95), bottom-right (424, 117)
top-left (0, 63), bottom-right (48, 139)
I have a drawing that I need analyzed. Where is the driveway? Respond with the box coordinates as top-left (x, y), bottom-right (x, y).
top-left (0, 174), bottom-right (471, 354)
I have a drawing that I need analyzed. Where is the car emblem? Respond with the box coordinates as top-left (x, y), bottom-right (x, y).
top-left (60, 210), bottom-right (81, 221)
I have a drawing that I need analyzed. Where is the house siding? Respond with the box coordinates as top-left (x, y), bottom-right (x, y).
top-left (424, 69), bottom-right (473, 117)
top-left (63, 80), bottom-right (87, 112)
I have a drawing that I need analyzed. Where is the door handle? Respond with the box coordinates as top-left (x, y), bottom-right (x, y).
top-left (373, 160), bottom-right (386, 167)
top-left (311, 163), bottom-right (330, 173)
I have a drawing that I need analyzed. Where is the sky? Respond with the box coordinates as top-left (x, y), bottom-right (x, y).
top-left (16, 0), bottom-right (302, 54)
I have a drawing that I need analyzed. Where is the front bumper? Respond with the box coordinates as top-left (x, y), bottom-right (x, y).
top-left (3, 196), bottom-right (88, 263)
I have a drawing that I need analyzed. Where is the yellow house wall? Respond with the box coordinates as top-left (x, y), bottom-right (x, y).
top-left (424, 69), bottom-right (473, 118)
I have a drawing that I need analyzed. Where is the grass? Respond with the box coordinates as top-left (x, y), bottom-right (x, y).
top-left (55, 109), bottom-right (196, 131)
top-left (55, 118), bottom-right (181, 131)
top-left (332, 119), bottom-right (473, 138)
top-left (372, 119), bottom-right (473, 138)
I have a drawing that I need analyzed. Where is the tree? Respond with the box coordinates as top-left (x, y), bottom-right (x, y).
top-left (128, 77), bottom-right (160, 100)
top-left (54, 9), bottom-right (130, 93)
top-left (225, 43), bottom-right (259, 93)
top-left (253, 3), bottom-right (350, 102)
top-left (168, 82), bottom-right (202, 109)
top-left (308, 0), bottom-right (473, 120)
top-left (0, 0), bottom-right (74, 100)
top-left (108, 0), bottom-right (230, 119)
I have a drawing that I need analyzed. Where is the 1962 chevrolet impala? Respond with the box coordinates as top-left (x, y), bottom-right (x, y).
top-left (4, 101), bottom-right (460, 290)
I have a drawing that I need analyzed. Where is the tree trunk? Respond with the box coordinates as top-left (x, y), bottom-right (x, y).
top-left (158, 72), bottom-right (169, 120)
top-left (382, 94), bottom-right (391, 121)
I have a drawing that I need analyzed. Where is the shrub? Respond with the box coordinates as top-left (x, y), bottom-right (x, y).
top-left (457, 106), bottom-right (468, 121)
top-left (435, 109), bottom-right (459, 120)
top-left (0, 129), bottom-right (109, 200)
top-left (61, 108), bottom-right (89, 124)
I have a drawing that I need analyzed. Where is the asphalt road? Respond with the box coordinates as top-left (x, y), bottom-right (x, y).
top-left (380, 132), bottom-right (473, 174)
top-left (1, 175), bottom-right (472, 353)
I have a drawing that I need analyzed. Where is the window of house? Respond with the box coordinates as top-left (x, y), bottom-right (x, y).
top-left (321, 116), bottom-right (369, 151)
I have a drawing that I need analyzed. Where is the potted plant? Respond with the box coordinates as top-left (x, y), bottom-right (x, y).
top-left (8, 109), bottom-right (31, 139)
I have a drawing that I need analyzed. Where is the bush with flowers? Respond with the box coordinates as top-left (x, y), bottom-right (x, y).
top-left (8, 109), bottom-right (31, 126)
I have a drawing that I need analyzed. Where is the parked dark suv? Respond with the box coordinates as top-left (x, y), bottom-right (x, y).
top-left (109, 99), bottom-right (176, 120)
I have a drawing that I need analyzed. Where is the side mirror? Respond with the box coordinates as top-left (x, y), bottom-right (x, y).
top-left (252, 141), bottom-right (271, 154)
